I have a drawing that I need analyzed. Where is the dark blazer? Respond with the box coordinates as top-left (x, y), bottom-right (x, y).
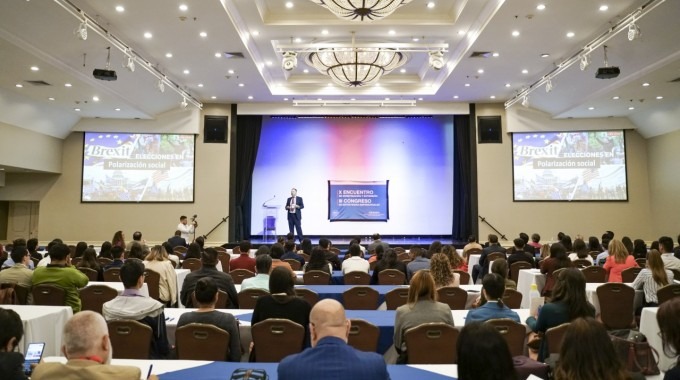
top-left (167, 235), bottom-right (187, 248)
top-left (180, 266), bottom-right (238, 308)
top-left (508, 251), bottom-right (536, 268)
top-left (278, 336), bottom-right (389, 380)
top-left (479, 244), bottom-right (507, 273)
top-left (0, 352), bottom-right (27, 380)
top-left (286, 196), bottom-right (304, 220)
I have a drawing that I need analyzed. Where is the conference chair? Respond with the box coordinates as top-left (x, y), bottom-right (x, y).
top-left (657, 284), bottom-right (680, 305)
top-left (143, 269), bottom-right (161, 301)
top-left (344, 271), bottom-right (371, 285)
top-left (1, 282), bottom-right (30, 305)
top-left (108, 320), bottom-right (153, 359)
top-left (303, 270), bottom-right (331, 285)
top-left (545, 322), bottom-right (570, 356)
top-left (299, 253), bottom-right (310, 262)
top-left (217, 253), bottom-right (231, 273)
top-left (173, 246), bottom-right (188, 258)
top-left (232, 246), bottom-right (241, 254)
top-left (190, 290), bottom-right (229, 309)
top-left (635, 258), bottom-right (647, 268)
top-left (347, 319), bottom-right (380, 352)
top-left (671, 269), bottom-right (680, 283)
top-left (213, 246), bottom-right (227, 253)
top-left (32, 284), bottom-right (66, 307)
top-left (294, 288), bottom-right (319, 307)
top-left (581, 266), bottom-right (607, 283)
top-left (597, 283), bottom-right (635, 329)
top-left (588, 251), bottom-right (600, 261)
top-left (486, 319), bottom-right (526, 357)
top-left (329, 247), bottom-right (341, 256)
top-left (378, 269), bottom-right (406, 285)
top-left (502, 289), bottom-right (523, 309)
top-left (343, 286), bottom-right (379, 310)
top-left (30, 257), bottom-right (39, 268)
top-left (229, 269), bottom-right (255, 285)
top-left (453, 270), bottom-right (471, 285)
top-left (486, 252), bottom-right (505, 263)
top-left (176, 323), bottom-right (230, 361)
top-left (385, 287), bottom-right (409, 310)
top-left (251, 319), bottom-right (305, 362)
top-left (77, 267), bottom-right (99, 281)
top-left (369, 260), bottom-right (378, 271)
top-left (572, 259), bottom-right (592, 268)
top-left (181, 258), bottom-right (202, 272)
top-left (510, 261), bottom-right (533, 283)
top-left (70, 257), bottom-right (82, 267)
top-left (621, 267), bottom-right (642, 283)
top-left (436, 286), bottom-right (467, 310)
top-left (397, 252), bottom-right (410, 262)
top-left (97, 257), bottom-right (113, 266)
top-left (284, 259), bottom-right (302, 271)
top-left (0, 283), bottom-right (17, 305)
top-left (103, 268), bottom-right (122, 282)
top-left (237, 288), bottom-right (270, 309)
top-left (393, 247), bottom-right (406, 254)
top-left (79, 285), bottom-right (117, 314)
top-left (404, 323), bottom-right (459, 364)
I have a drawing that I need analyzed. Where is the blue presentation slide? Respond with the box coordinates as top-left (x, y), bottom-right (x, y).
top-left (328, 181), bottom-right (389, 221)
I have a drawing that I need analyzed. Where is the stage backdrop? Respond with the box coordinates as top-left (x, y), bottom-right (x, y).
top-left (250, 116), bottom-right (454, 236)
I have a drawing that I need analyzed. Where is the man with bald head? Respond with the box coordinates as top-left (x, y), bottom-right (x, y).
top-left (278, 299), bottom-right (390, 379)
top-left (32, 311), bottom-right (153, 380)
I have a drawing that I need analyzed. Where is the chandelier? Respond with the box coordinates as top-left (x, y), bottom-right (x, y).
top-left (306, 47), bottom-right (407, 87)
top-left (309, 0), bottom-right (413, 21)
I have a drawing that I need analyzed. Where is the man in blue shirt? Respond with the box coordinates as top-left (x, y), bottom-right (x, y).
top-left (465, 273), bottom-right (520, 325)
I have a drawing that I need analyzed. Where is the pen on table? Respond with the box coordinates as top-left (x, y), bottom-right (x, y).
top-left (147, 364), bottom-right (153, 379)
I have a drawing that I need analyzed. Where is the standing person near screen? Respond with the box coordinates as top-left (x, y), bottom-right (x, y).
top-left (286, 188), bottom-right (304, 242)
top-left (177, 215), bottom-right (197, 243)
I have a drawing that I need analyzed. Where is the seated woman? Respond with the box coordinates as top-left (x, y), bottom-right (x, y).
top-left (603, 239), bottom-right (638, 283)
top-left (430, 253), bottom-right (460, 289)
top-left (77, 247), bottom-right (104, 281)
top-left (0, 308), bottom-right (28, 380)
top-left (526, 267), bottom-right (595, 361)
top-left (98, 241), bottom-right (113, 259)
top-left (632, 249), bottom-right (672, 309)
top-left (540, 243), bottom-right (572, 297)
top-left (302, 247), bottom-right (332, 275)
top-left (465, 273), bottom-right (520, 325)
top-left (456, 322), bottom-right (517, 380)
top-left (176, 277), bottom-right (241, 361)
top-left (442, 245), bottom-right (468, 273)
top-left (370, 248), bottom-right (407, 285)
top-left (393, 270), bottom-right (453, 363)
top-left (491, 259), bottom-right (516, 290)
top-left (251, 266), bottom-right (311, 360)
top-left (554, 317), bottom-right (638, 380)
top-left (658, 298), bottom-right (680, 380)
top-left (143, 245), bottom-right (178, 307)
top-left (568, 238), bottom-right (593, 264)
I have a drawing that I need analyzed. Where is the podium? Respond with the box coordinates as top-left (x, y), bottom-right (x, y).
top-left (262, 205), bottom-right (279, 243)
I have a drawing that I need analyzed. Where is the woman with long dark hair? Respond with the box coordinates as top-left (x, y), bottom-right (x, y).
top-left (540, 243), bottom-right (572, 297)
top-left (98, 241), bottom-right (113, 259)
top-left (303, 247), bottom-right (332, 274)
top-left (111, 231), bottom-right (125, 249)
top-left (457, 322), bottom-right (517, 380)
top-left (370, 248), bottom-right (406, 284)
top-left (588, 236), bottom-right (603, 253)
top-left (632, 249), bottom-right (672, 307)
top-left (658, 298), bottom-right (680, 379)
top-left (633, 239), bottom-right (648, 260)
top-left (77, 248), bottom-right (103, 281)
top-left (569, 238), bottom-right (592, 264)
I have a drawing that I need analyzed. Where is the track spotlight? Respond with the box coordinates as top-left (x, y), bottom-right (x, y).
top-left (282, 51), bottom-right (298, 71)
top-left (579, 55), bottom-right (590, 71)
top-left (428, 50), bottom-right (445, 70)
top-left (521, 95), bottom-right (529, 107)
top-left (628, 22), bottom-right (641, 41)
top-left (545, 78), bottom-right (553, 93)
top-left (123, 53), bottom-right (135, 72)
top-left (180, 97), bottom-right (188, 109)
top-left (74, 19), bottom-right (88, 40)
top-left (157, 78), bottom-right (165, 93)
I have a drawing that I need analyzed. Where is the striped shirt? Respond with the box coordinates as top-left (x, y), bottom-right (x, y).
top-left (631, 268), bottom-right (674, 304)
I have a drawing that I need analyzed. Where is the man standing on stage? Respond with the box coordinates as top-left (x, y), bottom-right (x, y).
top-left (177, 215), bottom-right (197, 243)
top-left (286, 188), bottom-right (304, 242)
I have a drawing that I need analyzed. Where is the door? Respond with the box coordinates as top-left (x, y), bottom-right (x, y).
top-left (7, 201), bottom-right (39, 241)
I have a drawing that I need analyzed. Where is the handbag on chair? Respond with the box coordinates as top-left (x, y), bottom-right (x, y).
top-left (610, 331), bottom-right (660, 376)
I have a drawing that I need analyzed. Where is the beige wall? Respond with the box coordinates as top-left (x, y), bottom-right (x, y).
top-left (476, 104), bottom-right (655, 242)
top-left (646, 128), bottom-right (680, 238)
top-left (0, 121), bottom-right (62, 173)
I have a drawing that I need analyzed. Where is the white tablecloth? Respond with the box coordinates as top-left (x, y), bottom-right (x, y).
top-left (174, 269), bottom-right (190, 308)
top-left (86, 281), bottom-right (149, 297)
top-left (0, 305), bottom-right (72, 357)
top-left (467, 254), bottom-right (480, 279)
top-left (516, 269), bottom-right (545, 308)
top-left (640, 307), bottom-right (676, 373)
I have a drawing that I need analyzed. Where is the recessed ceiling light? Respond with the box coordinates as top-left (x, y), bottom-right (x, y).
top-left (64, 83), bottom-right (72, 87)
top-left (521, 69), bottom-right (528, 74)
top-left (115, 5), bottom-right (124, 12)
top-left (427, 2), bottom-right (435, 9)
top-left (492, 52), bottom-right (499, 57)
top-left (612, 96), bottom-right (620, 100)
top-left (317, 98), bottom-right (322, 101)
top-left (505, 83), bottom-right (511, 87)
top-left (327, 83), bottom-right (333, 87)
top-left (540, 53), bottom-right (550, 58)
top-left (599, 5), bottom-right (609, 11)
top-left (412, 37), bottom-right (420, 42)
top-left (92, 96), bottom-right (100, 102)
top-left (294, 37), bottom-right (302, 43)
top-left (490, 95), bottom-right (496, 99)
top-left (252, 30), bottom-right (259, 37)
top-left (418, 97), bottom-right (423, 101)
top-left (588, 106), bottom-right (595, 110)
top-left (285, 2), bottom-right (294, 8)
top-left (248, 96), bottom-right (254, 100)
top-left (400, 69), bottom-right (406, 73)
top-left (198, 83), bottom-right (204, 87)
top-left (512, 30), bottom-right (520, 37)
top-left (385, 97), bottom-right (390, 100)
top-left (388, 30), bottom-right (395, 36)
top-left (536, 4), bottom-right (546, 10)
top-left (375, 83), bottom-right (380, 87)
top-left (228, 69), bottom-right (235, 74)
top-left (642, 82), bottom-right (650, 87)
top-left (322, 29), bottom-right (329, 35)
top-left (628, 106), bottom-right (635, 110)
top-left (266, 61), bottom-right (273, 66)
top-left (15, 84), bottom-right (23, 88)
top-left (458, 30), bottom-right (466, 36)
top-left (200, 32), bottom-right (207, 38)
top-left (48, 97), bottom-right (55, 101)
top-left (30, 66), bottom-right (39, 71)
top-left (464, 83), bottom-right (470, 87)
top-left (211, 96), bottom-right (217, 99)
top-left (453, 95), bottom-right (459, 99)
top-left (179, 4), bottom-right (188, 11)
top-left (215, 52), bottom-right (222, 58)
top-left (566, 32), bottom-right (575, 38)
top-left (284, 98), bottom-right (289, 101)
top-left (115, 108), bottom-right (121, 111)
top-left (74, 108), bottom-right (81, 111)
top-left (238, 83), bottom-right (244, 87)
top-left (165, 53), bottom-right (173, 58)
top-left (144, 32), bottom-right (152, 39)
top-left (183, 69), bottom-right (190, 74)
top-left (303, 69), bottom-right (309, 73)
top-left (477, 69), bottom-right (484, 74)
top-left (655, 96), bottom-right (663, 99)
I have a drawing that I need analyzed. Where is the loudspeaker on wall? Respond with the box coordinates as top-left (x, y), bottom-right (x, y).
top-left (477, 116), bottom-right (502, 144)
top-left (204, 115), bottom-right (229, 143)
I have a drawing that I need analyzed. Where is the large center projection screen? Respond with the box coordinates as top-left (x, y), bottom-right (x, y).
top-left (82, 133), bottom-right (195, 202)
top-left (251, 116), bottom-right (454, 236)
top-left (512, 131), bottom-right (627, 201)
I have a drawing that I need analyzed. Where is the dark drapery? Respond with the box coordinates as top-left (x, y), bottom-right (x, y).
top-left (231, 115), bottom-right (262, 241)
top-left (452, 113), bottom-right (477, 241)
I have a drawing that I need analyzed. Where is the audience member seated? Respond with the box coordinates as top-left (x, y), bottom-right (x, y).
top-left (27, 238), bottom-right (41, 262)
top-left (406, 246), bottom-right (431, 282)
top-left (270, 243), bottom-right (293, 273)
top-left (111, 230), bottom-right (125, 249)
top-left (462, 235), bottom-right (483, 255)
top-left (472, 234), bottom-right (506, 284)
top-left (303, 248), bottom-right (333, 275)
top-left (161, 242), bottom-right (180, 268)
top-left (278, 299), bottom-right (389, 379)
top-left (241, 254), bottom-right (273, 291)
top-left (32, 243), bottom-right (89, 312)
top-left (230, 241), bottom-right (256, 272)
top-left (568, 238), bottom-right (593, 264)
top-left (98, 241), bottom-right (113, 260)
top-left (367, 233), bottom-right (390, 255)
top-left (465, 273), bottom-right (520, 324)
top-left (430, 253), bottom-right (460, 288)
top-left (588, 236), bottom-right (604, 253)
top-left (0, 245), bottom-right (33, 303)
top-left (370, 248), bottom-right (407, 285)
top-left (36, 239), bottom-right (63, 267)
top-left (603, 239), bottom-right (638, 283)
top-left (184, 242), bottom-right (202, 260)
top-left (177, 277), bottom-right (241, 361)
top-left (2, 239), bottom-right (34, 269)
top-left (632, 239), bottom-right (648, 260)
top-left (319, 238), bottom-right (342, 270)
top-left (127, 242), bottom-right (145, 260)
top-left (658, 297), bottom-right (680, 380)
top-left (251, 267), bottom-right (312, 359)
top-left (32, 311), bottom-right (147, 380)
top-left (426, 241), bottom-right (442, 259)
top-left (73, 241), bottom-right (88, 259)
top-left (341, 244), bottom-right (370, 274)
top-left (281, 241), bottom-right (306, 268)
top-left (126, 231), bottom-right (150, 255)
top-left (393, 270), bottom-right (454, 363)
top-left (456, 322), bottom-right (517, 380)
top-left (0, 308), bottom-right (28, 380)
top-left (528, 233), bottom-right (542, 250)
top-left (526, 267), bottom-right (595, 361)
top-left (180, 248), bottom-right (238, 308)
top-left (102, 259), bottom-right (170, 359)
top-left (660, 236), bottom-right (680, 271)
top-left (553, 317), bottom-right (640, 380)
top-left (143, 245), bottom-right (178, 307)
top-left (595, 238), bottom-right (611, 266)
top-left (297, 238), bottom-right (312, 257)
top-left (540, 243), bottom-right (572, 297)
top-left (518, 232), bottom-right (536, 254)
top-left (167, 230), bottom-right (187, 249)
top-left (632, 249), bottom-right (673, 309)
top-left (442, 245), bottom-right (468, 272)
top-left (507, 238), bottom-right (536, 268)
top-left (104, 246), bottom-right (125, 270)
top-left (78, 248), bottom-right (104, 281)
top-left (255, 245), bottom-right (271, 257)
top-left (367, 244), bottom-right (384, 264)
top-left (493, 259), bottom-right (517, 289)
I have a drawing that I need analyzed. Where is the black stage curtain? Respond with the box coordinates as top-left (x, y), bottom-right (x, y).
top-left (232, 115), bottom-right (262, 241)
top-left (452, 114), bottom-right (477, 241)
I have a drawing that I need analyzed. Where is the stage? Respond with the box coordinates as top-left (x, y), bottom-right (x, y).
top-left (228, 235), bottom-right (465, 250)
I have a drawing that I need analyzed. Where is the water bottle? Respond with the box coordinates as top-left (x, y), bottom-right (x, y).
top-left (530, 283), bottom-right (540, 301)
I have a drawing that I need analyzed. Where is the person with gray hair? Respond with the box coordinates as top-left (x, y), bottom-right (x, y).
top-left (278, 299), bottom-right (389, 379)
top-left (32, 311), bottom-right (150, 380)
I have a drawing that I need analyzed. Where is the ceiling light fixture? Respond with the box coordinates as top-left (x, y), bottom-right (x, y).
top-left (310, 0), bottom-right (413, 21)
top-left (545, 77), bottom-right (553, 92)
top-left (628, 20), bottom-right (641, 41)
top-left (428, 50), bottom-right (445, 70)
top-left (521, 95), bottom-right (529, 107)
top-left (579, 54), bottom-right (590, 71)
top-left (157, 78), bottom-right (165, 93)
top-left (123, 50), bottom-right (135, 72)
top-left (282, 51), bottom-right (298, 71)
top-left (180, 97), bottom-right (188, 109)
top-left (74, 17), bottom-right (87, 40)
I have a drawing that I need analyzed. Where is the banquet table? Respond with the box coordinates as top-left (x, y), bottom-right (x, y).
top-left (516, 269), bottom-right (545, 308)
top-left (294, 270), bottom-right (350, 285)
top-left (0, 305), bottom-right (72, 357)
top-left (174, 269), bottom-right (190, 307)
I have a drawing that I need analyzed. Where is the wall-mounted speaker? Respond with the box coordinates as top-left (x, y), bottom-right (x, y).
top-left (477, 116), bottom-right (502, 144)
top-left (204, 115), bottom-right (229, 143)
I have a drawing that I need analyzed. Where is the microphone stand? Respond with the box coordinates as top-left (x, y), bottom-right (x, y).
top-left (201, 216), bottom-right (229, 240)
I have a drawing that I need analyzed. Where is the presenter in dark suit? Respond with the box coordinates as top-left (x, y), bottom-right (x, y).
top-left (286, 188), bottom-right (304, 242)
